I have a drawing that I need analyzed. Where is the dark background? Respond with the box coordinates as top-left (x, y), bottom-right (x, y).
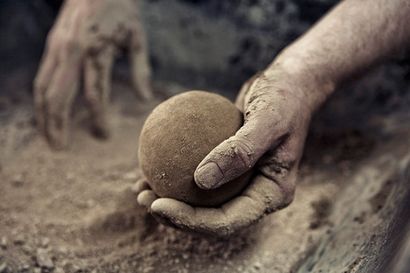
top-left (1, 0), bottom-right (335, 93)
top-left (0, 0), bottom-right (409, 131)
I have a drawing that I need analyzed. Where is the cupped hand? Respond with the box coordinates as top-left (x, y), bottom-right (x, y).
top-left (34, 0), bottom-right (153, 149)
top-left (135, 63), bottom-right (328, 237)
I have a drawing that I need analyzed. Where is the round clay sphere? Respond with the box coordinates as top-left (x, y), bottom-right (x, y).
top-left (138, 90), bottom-right (250, 207)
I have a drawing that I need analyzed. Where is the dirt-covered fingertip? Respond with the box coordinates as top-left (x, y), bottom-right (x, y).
top-left (137, 190), bottom-right (157, 208)
top-left (131, 179), bottom-right (149, 194)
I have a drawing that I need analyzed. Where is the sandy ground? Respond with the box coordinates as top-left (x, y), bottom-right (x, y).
top-left (0, 80), bottom-right (405, 273)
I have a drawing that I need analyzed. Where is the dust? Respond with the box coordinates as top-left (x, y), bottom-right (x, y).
top-left (369, 178), bottom-right (394, 213)
top-left (0, 81), bottom-right (367, 273)
top-left (0, 90), bottom-right (257, 273)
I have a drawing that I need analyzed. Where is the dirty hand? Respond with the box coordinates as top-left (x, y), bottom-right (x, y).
top-left (135, 62), bottom-right (330, 236)
top-left (34, 0), bottom-right (153, 149)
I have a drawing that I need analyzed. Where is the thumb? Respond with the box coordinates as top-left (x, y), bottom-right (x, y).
top-left (194, 110), bottom-right (287, 190)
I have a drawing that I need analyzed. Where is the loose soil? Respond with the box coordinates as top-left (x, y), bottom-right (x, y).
top-left (0, 82), bottom-right (376, 273)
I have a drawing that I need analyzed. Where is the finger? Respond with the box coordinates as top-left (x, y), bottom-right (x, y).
top-left (84, 45), bottom-right (115, 139)
top-left (131, 179), bottom-right (149, 195)
top-left (258, 132), bottom-right (306, 205)
top-left (194, 88), bottom-right (289, 190)
top-left (38, 0), bottom-right (83, 149)
top-left (137, 190), bottom-right (157, 209)
top-left (150, 198), bottom-right (229, 235)
top-left (129, 23), bottom-right (154, 101)
top-left (234, 72), bottom-right (261, 111)
top-left (150, 176), bottom-right (283, 237)
top-left (44, 55), bottom-right (81, 149)
top-left (34, 42), bottom-right (59, 134)
top-left (223, 174), bottom-right (286, 218)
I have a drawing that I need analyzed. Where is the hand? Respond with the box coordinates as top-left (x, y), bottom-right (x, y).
top-left (34, 0), bottom-right (153, 149)
top-left (135, 63), bottom-right (330, 237)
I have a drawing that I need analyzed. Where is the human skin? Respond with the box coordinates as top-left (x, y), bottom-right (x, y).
top-left (135, 0), bottom-right (410, 236)
top-left (34, 0), bottom-right (153, 149)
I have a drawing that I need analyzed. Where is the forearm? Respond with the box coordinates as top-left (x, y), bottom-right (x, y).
top-left (269, 0), bottom-right (410, 109)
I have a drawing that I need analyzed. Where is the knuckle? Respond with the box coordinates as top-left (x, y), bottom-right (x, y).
top-left (44, 91), bottom-right (58, 105)
top-left (34, 73), bottom-right (49, 92)
top-left (259, 163), bottom-right (289, 183)
top-left (225, 137), bottom-right (256, 169)
top-left (45, 93), bottom-right (66, 114)
top-left (264, 186), bottom-right (294, 213)
top-left (259, 151), bottom-right (298, 182)
top-left (274, 157), bottom-right (296, 175)
top-left (62, 37), bottom-right (84, 55)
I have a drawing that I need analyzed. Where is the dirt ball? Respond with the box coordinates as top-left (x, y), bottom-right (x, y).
top-left (138, 91), bottom-right (250, 207)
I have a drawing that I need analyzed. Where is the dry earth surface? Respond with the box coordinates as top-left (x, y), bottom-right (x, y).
top-left (0, 80), bottom-right (409, 273)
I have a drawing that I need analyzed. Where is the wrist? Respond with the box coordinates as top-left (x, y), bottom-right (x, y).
top-left (265, 50), bottom-right (336, 112)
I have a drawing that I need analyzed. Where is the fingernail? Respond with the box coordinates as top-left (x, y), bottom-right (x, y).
top-left (195, 162), bottom-right (223, 190)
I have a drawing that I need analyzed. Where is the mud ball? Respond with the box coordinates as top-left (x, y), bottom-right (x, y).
top-left (138, 91), bottom-right (250, 207)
